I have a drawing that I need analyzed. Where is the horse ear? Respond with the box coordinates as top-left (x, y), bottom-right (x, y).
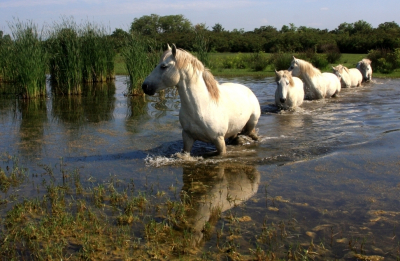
top-left (167, 44), bottom-right (172, 50)
top-left (172, 44), bottom-right (177, 58)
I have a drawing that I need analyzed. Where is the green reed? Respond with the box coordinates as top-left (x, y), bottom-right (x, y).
top-left (6, 19), bottom-right (47, 98)
top-left (48, 18), bottom-right (83, 95)
top-left (0, 32), bottom-right (13, 83)
top-left (193, 31), bottom-right (210, 67)
top-left (47, 18), bottom-right (116, 95)
top-left (80, 21), bottom-right (116, 83)
top-left (121, 35), bottom-right (159, 96)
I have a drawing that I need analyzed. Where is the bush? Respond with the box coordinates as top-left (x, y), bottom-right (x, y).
top-left (298, 50), bottom-right (329, 70)
top-left (220, 54), bottom-right (247, 69)
top-left (269, 52), bottom-right (293, 71)
top-left (367, 48), bottom-right (400, 74)
top-left (319, 43), bottom-right (342, 63)
top-left (247, 51), bottom-right (269, 71)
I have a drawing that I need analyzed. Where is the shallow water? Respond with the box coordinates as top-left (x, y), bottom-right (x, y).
top-left (1, 76), bottom-right (400, 259)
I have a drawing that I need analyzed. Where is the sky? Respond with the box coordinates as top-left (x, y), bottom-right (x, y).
top-left (1, 0), bottom-right (400, 35)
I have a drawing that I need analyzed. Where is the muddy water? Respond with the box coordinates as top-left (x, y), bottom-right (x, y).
top-left (1, 76), bottom-right (400, 259)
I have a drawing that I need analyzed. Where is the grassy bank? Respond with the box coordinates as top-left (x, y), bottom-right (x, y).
top-left (113, 52), bottom-right (400, 78)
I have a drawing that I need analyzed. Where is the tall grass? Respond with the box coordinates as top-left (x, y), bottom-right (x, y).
top-left (48, 18), bottom-right (116, 95)
top-left (6, 20), bottom-right (47, 98)
top-left (0, 33), bottom-right (13, 83)
top-left (48, 18), bottom-right (83, 95)
top-left (80, 21), bottom-right (115, 83)
top-left (193, 31), bottom-right (210, 67)
top-left (121, 35), bottom-right (159, 96)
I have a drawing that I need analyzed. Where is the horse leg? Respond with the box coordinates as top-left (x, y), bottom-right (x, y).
top-left (213, 136), bottom-right (226, 155)
top-left (182, 130), bottom-right (195, 154)
top-left (242, 117), bottom-right (259, 141)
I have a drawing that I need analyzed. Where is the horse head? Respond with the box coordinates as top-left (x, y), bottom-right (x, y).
top-left (142, 44), bottom-right (180, 96)
top-left (288, 56), bottom-right (301, 77)
top-left (357, 59), bottom-right (372, 82)
top-left (275, 70), bottom-right (293, 103)
top-left (332, 65), bottom-right (344, 80)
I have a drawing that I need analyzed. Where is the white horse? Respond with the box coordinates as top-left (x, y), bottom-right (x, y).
top-left (142, 44), bottom-right (260, 155)
top-left (332, 64), bottom-right (363, 88)
top-left (288, 56), bottom-right (341, 100)
top-left (356, 58), bottom-right (372, 82)
top-left (275, 70), bottom-right (304, 109)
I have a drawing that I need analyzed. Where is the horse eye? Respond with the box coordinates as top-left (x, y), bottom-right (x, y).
top-left (160, 64), bottom-right (168, 69)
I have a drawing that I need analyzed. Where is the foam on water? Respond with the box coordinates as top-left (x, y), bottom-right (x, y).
top-left (144, 152), bottom-right (204, 167)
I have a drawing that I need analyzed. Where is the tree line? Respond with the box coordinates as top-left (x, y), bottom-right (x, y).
top-left (109, 14), bottom-right (400, 54)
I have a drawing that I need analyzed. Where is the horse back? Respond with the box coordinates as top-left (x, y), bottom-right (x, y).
top-left (322, 72), bottom-right (341, 97)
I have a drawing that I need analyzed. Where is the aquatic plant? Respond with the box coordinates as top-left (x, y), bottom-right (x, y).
top-left (48, 18), bottom-right (116, 95)
top-left (79, 21), bottom-right (116, 83)
top-left (193, 31), bottom-right (210, 67)
top-left (6, 19), bottom-right (47, 98)
top-left (47, 18), bottom-right (83, 95)
top-left (0, 32), bottom-right (13, 83)
top-left (121, 34), bottom-right (159, 96)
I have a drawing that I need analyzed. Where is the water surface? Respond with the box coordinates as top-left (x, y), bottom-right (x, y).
top-left (1, 76), bottom-right (400, 259)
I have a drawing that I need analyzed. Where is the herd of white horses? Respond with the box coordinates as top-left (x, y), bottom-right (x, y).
top-left (142, 44), bottom-right (373, 155)
top-left (275, 56), bottom-right (372, 109)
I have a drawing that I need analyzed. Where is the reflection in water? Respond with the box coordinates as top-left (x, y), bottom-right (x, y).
top-left (179, 163), bottom-right (260, 246)
top-left (82, 82), bottom-right (116, 123)
top-left (18, 99), bottom-right (47, 159)
top-left (52, 81), bottom-right (115, 124)
top-left (125, 95), bottom-right (149, 135)
top-left (126, 95), bottom-right (147, 120)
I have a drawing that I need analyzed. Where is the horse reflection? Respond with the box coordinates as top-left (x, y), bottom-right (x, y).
top-left (178, 163), bottom-right (260, 246)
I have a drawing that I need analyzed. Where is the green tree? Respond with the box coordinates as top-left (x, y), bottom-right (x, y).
top-left (352, 20), bottom-right (373, 34)
top-left (212, 23), bottom-right (225, 33)
top-left (130, 14), bottom-right (160, 36)
top-left (130, 14), bottom-right (192, 36)
top-left (254, 25), bottom-right (277, 34)
top-left (159, 15), bottom-right (192, 33)
top-left (378, 21), bottom-right (400, 31)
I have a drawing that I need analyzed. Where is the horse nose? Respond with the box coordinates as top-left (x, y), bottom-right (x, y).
top-left (280, 98), bottom-right (286, 103)
top-left (142, 82), bottom-right (153, 95)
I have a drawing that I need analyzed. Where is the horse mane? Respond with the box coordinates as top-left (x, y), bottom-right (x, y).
top-left (362, 58), bottom-right (371, 65)
top-left (298, 59), bottom-right (321, 78)
top-left (276, 70), bottom-right (295, 87)
top-left (167, 48), bottom-right (220, 101)
top-left (343, 66), bottom-right (350, 74)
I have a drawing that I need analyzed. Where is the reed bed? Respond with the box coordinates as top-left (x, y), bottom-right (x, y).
top-left (48, 19), bottom-right (83, 95)
top-left (121, 35), bottom-right (160, 96)
top-left (80, 21), bottom-right (116, 83)
top-left (48, 18), bottom-right (116, 95)
top-left (2, 20), bottom-right (47, 98)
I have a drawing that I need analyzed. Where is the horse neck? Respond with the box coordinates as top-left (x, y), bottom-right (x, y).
top-left (176, 70), bottom-right (212, 111)
top-left (299, 66), bottom-right (319, 88)
top-left (341, 70), bottom-right (351, 85)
